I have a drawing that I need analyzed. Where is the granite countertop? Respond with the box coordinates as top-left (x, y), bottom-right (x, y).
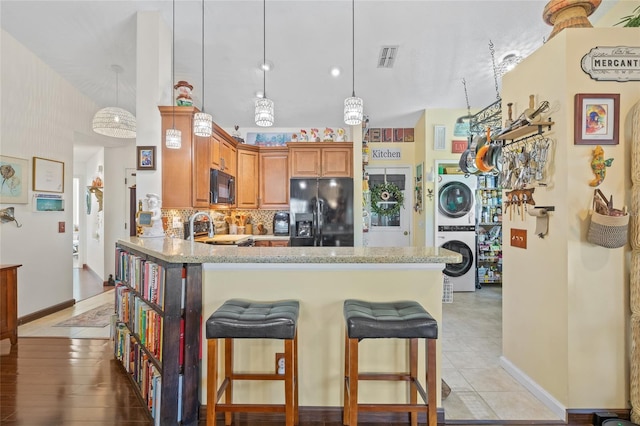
top-left (117, 237), bottom-right (461, 265)
top-left (252, 234), bottom-right (290, 241)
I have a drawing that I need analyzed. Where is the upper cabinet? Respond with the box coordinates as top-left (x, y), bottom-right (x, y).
top-left (288, 142), bottom-right (352, 178)
top-left (160, 107), bottom-right (238, 209)
top-left (236, 145), bottom-right (259, 209)
top-left (211, 126), bottom-right (237, 177)
top-left (160, 106), bottom-right (210, 209)
top-left (259, 148), bottom-right (289, 210)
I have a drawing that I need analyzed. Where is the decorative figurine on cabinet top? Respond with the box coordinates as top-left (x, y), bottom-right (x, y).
top-left (323, 128), bottom-right (334, 141)
top-left (310, 128), bottom-right (320, 142)
top-left (174, 81), bottom-right (193, 106)
top-left (335, 128), bottom-right (346, 142)
top-left (299, 129), bottom-right (308, 141)
top-left (291, 133), bottom-right (298, 142)
top-left (589, 145), bottom-right (613, 187)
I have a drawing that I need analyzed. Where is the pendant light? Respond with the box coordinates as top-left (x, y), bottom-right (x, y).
top-left (255, 0), bottom-right (274, 127)
top-left (193, 0), bottom-right (213, 137)
top-left (166, 0), bottom-right (182, 149)
top-left (92, 65), bottom-right (137, 139)
top-left (344, 0), bottom-right (363, 126)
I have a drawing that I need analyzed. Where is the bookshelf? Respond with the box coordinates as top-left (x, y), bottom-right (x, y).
top-left (114, 243), bottom-right (202, 425)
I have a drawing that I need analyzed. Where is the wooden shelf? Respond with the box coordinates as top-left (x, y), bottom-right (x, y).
top-left (497, 121), bottom-right (555, 141)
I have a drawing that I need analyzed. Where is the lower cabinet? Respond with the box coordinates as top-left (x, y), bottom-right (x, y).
top-left (255, 239), bottom-right (290, 247)
top-left (114, 245), bottom-right (201, 425)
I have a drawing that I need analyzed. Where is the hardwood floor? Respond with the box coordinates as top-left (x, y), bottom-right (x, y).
top-left (0, 337), bottom-right (150, 425)
top-left (0, 337), bottom-right (595, 426)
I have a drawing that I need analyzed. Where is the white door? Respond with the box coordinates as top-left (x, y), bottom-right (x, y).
top-left (364, 166), bottom-right (412, 247)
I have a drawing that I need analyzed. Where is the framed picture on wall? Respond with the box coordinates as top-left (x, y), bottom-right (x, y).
top-left (137, 146), bottom-right (156, 170)
top-left (574, 93), bottom-right (620, 145)
top-left (33, 157), bottom-right (64, 193)
top-left (0, 155), bottom-right (29, 204)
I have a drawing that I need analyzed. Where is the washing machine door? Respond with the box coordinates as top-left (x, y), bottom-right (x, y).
top-left (438, 181), bottom-right (474, 218)
top-left (441, 240), bottom-right (474, 277)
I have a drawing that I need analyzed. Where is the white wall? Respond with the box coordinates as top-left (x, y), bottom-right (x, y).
top-left (501, 27), bottom-right (639, 410)
top-left (0, 30), bottom-right (102, 315)
top-left (84, 149), bottom-right (105, 278)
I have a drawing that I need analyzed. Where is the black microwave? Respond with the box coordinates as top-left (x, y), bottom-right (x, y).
top-left (210, 169), bottom-right (235, 204)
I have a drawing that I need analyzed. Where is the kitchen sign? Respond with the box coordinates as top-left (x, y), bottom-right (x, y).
top-left (371, 148), bottom-right (402, 160)
top-left (581, 46), bottom-right (640, 82)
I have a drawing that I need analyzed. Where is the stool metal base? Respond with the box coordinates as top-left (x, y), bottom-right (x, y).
top-left (343, 331), bottom-right (437, 426)
top-left (207, 334), bottom-right (299, 426)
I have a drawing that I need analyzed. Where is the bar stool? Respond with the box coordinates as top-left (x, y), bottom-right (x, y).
top-left (343, 299), bottom-right (438, 426)
top-left (206, 299), bottom-right (300, 426)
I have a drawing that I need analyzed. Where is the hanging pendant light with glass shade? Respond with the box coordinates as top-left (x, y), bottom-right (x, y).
top-left (194, 0), bottom-right (213, 137)
top-left (344, 0), bottom-right (363, 126)
top-left (92, 65), bottom-right (137, 139)
top-left (166, 0), bottom-right (182, 149)
top-left (255, 0), bottom-right (274, 127)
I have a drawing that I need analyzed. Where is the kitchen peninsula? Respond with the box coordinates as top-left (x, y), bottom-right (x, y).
top-left (115, 237), bottom-right (460, 421)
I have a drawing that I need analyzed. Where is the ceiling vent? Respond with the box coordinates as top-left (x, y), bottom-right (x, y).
top-left (378, 45), bottom-right (399, 68)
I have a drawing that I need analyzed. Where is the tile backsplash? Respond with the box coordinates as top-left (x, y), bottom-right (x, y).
top-left (162, 208), bottom-right (284, 239)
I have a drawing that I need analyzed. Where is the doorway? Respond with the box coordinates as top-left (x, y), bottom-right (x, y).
top-left (364, 166), bottom-right (412, 247)
top-left (72, 177), bottom-right (81, 269)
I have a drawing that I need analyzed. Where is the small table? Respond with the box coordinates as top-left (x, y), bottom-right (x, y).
top-left (1, 264), bottom-right (21, 345)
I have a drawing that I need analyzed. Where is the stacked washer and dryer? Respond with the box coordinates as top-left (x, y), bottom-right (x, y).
top-left (435, 166), bottom-right (477, 292)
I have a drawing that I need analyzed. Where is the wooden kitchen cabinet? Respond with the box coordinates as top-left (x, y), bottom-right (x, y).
top-left (210, 126), bottom-right (237, 176)
top-left (259, 148), bottom-right (289, 209)
top-left (160, 106), bottom-right (210, 208)
top-left (221, 139), bottom-right (237, 176)
top-left (288, 142), bottom-right (352, 178)
top-left (236, 145), bottom-right (259, 209)
top-left (254, 239), bottom-right (289, 247)
top-left (210, 133), bottom-right (221, 169)
top-left (0, 264), bottom-right (21, 345)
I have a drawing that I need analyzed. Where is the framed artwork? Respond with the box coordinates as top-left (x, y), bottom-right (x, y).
top-left (574, 93), bottom-right (620, 145)
top-left (452, 140), bottom-right (468, 154)
top-left (403, 128), bottom-right (414, 142)
top-left (0, 155), bottom-right (29, 204)
top-left (137, 146), bottom-right (156, 170)
top-left (393, 128), bottom-right (404, 142)
top-left (382, 128), bottom-right (393, 142)
top-left (33, 157), bottom-right (64, 193)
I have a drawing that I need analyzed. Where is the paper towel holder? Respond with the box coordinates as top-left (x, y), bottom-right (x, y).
top-left (530, 206), bottom-right (554, 239)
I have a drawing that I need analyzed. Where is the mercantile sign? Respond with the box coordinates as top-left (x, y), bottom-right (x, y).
top-left (581, 46), bottom-right (640, 82)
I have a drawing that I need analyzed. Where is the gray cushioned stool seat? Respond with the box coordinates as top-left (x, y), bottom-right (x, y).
top-left (344, 299), bottom-right (437, 340)
top-left (206, 299), bottom-right (299, 340)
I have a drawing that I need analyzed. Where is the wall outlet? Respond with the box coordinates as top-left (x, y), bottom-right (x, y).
top-left (172, 217), bottom-right (182, 229)
top-left (275, 353), bottom-right (285, 375)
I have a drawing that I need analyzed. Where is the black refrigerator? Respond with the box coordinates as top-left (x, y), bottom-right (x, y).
top-left (289, 178), bottom-right (354, 247)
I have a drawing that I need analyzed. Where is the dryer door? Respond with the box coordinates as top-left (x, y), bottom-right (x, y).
top-left (438, 181), bottom-right (474, 218)
top-left (441, 239), bottom-right (474, 277)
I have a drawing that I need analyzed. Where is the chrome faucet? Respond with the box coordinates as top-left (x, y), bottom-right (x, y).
top-left (188, 211), bottom-right (215, 240)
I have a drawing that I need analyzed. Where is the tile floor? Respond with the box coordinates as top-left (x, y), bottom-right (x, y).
top-left (442, 285), bottom-right (561, 421)
top-left (18, 281), bottom-right (561, 422)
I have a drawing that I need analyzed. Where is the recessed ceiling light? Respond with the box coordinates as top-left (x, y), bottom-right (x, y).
top-left (330, 66), bottom-right (341, 77)
top-left (258, 61), bottom-right (274, 72)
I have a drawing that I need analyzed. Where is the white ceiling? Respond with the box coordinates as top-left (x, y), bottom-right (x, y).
top-left (1, 0), bottom-right (622, 140)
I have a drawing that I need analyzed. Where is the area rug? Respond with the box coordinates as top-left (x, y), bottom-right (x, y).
top-left (53, 304), bottom-right (113, 328)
